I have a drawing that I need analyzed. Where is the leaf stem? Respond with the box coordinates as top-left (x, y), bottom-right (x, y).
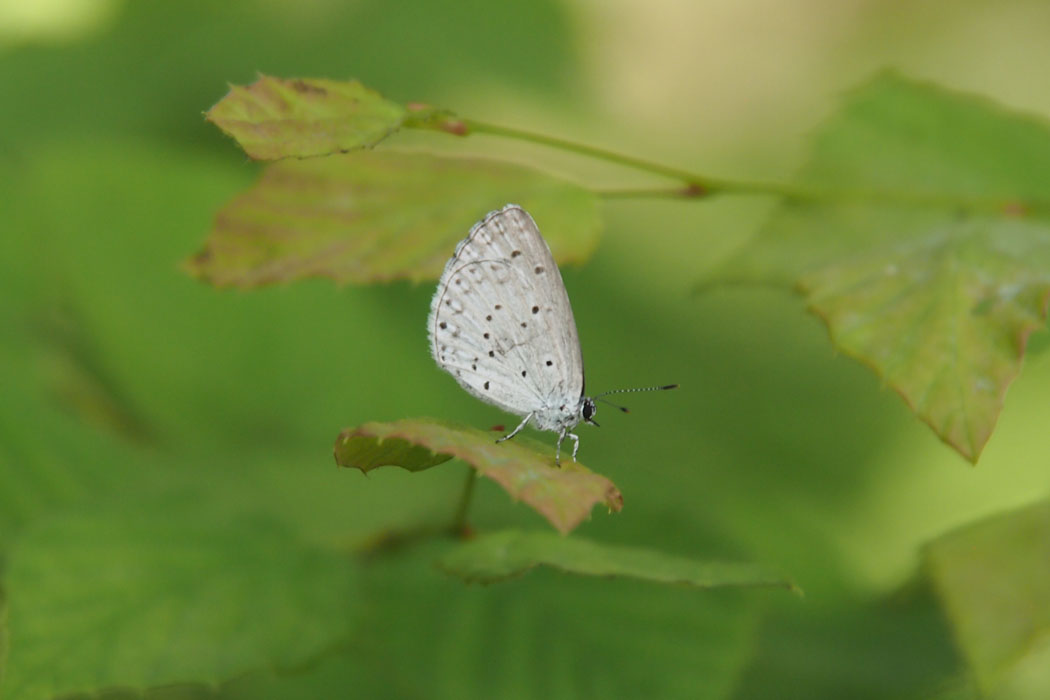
top-left (450, 467), bottom-right (477, 536)
top-left (459, 118), bottom-right (838, 202)
top-left (463, 118), bottom-right (724, 191)
top-left (437, 118), bottom-right (1048, 214)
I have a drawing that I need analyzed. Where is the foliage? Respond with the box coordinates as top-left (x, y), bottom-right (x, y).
top-left (335, 419), bottom-right (624, 534)
top-left (206, 77), bottom-right (409, 160)
top-left (927, 500), bottom-right (1050, 699)
top-left (438, 529), bottom-right (796, 589)
top-left (709, 74), bottom-right (1050, 461)
top-left (188, 151), bottom-right (599, 286)
top-left (3, 498), bottom-right (357, 699)
top-left (2, 3), bottom-right (1049, 699)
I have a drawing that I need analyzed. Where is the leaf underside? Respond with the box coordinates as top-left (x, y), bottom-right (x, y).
top-left (187, 150), bottom-right (600, 287)
top-left (439, 529), bottom-right (798, 593)
top-left (926, 499), bottom-right (1050, 698)
top-left (334, 419), bottom-right (622, 535)
top-left (708, 73), bottom-right (1050, 462)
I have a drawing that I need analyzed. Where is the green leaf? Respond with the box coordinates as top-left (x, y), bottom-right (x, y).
top-left (1, 497), bottom-right (358, 700)
top-left (1, 591), bottom-right (7, 690)
top-left (205, 75), bottom-right (410, 160)
top-left (438, 529), bottom-right (798, 592)
top-left (334, 430), bottom-right (454, 473)
top-left (187, 150), bottom-right (600, 287)
top-left (0, 340), bottom-right (155, 554)
top-left (926, 499), bottom-right (1050, 699)
top-left (348, 544), bottom-right (765, 700)
top-left (736, 585), bottom-right (962, 699)
top-left (707, 73), bottom-right (1050, 462)
top-left (334, 419), bottom-right (622, 535)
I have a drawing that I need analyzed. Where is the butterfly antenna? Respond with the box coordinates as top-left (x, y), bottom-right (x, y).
top-left (593, 384), bottom-right (678, 413)
top-left (596, 398), bottom-right (631, 413)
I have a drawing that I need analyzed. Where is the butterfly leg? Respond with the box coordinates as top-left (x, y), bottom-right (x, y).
top-left (496, 413), bottom-right (533, 444)
top-left (568, 432), bottom-right (580, 462)
top-left (555, 427), bottom-right (566, 466)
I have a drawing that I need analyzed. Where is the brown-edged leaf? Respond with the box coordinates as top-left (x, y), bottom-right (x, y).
top-left (333, 419), bottom-right (622, 535)
top-left (705, 73), bottom-right (1050, 462)
top-left (205, 75), bottom-right (409, 160)
top-left (187, 150), bottom-right (599, 287)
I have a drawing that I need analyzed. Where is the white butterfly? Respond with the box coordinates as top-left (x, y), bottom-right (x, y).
top-left (429, 204), bottom-right (675, 464)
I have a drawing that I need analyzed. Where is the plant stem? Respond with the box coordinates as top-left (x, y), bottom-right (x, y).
top-left (446, 118), bottom-right (1046, 214)
top-left (461, 118), bottom-right (837, 201)
top-left (450, 467), bottom-right (477, 536)
top-left (464, 119), bottom-right (724, 190)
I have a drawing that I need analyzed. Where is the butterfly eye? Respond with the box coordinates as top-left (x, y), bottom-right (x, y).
top-left (582, 400), bottom-right (596, 421)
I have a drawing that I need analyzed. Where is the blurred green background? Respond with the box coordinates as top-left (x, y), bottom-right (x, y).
top-left (2, 0), bottom-right (1050, 698)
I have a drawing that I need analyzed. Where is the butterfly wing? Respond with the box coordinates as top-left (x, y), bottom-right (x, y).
top-left (428, 204), bottom-right (585, 418)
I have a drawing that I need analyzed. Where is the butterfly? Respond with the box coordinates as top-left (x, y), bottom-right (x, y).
top-left (429, 204), bottom-right (676, 464)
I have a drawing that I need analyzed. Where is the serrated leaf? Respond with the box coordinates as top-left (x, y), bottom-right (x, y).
top-left (926, 499), bottom-right (1050, 700)
top-left (707, 73), bottom-right (1050, 461)
top-left (438, 529), bottom-right (798, 592)
top-left (187, 150), bottom-right (600, 287)
top-left (205, 76), bottom-right (409, 160)
top-left (334, 431), bottom-right (454, 473)
top-left (1, 497), bottom-right (358, 700)
top-left (334, 419), bottom-right (622, 535)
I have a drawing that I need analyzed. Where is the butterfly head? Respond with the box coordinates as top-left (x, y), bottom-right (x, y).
top-left (581, 397), bottom-right (599, 427)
